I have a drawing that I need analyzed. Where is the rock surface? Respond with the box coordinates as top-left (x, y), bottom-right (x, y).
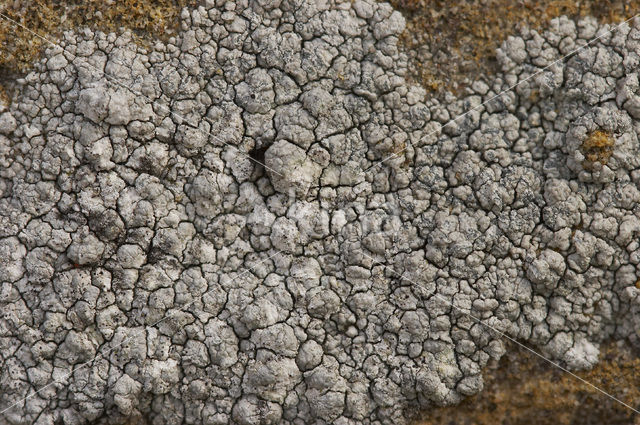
top-left (1, 1), bottom-right (640, 424)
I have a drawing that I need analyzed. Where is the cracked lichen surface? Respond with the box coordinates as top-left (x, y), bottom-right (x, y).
top-left (1, 1), bottom-right (640, 424)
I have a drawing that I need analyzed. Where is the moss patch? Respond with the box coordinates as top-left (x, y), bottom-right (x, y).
top-left (415, 340), bottom-right (640, 425)
top-left (0, 0), bottom-right (199, 96)
top-left (389, 0), bottom-right (640, 97)
top-left (582, 129), bottom-right (615, 168)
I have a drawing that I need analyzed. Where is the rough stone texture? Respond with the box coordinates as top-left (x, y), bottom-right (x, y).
top-left (1, 1), bottom-right (640, 425)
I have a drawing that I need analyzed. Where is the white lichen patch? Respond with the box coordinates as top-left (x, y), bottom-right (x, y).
top-left (1, 1), bottom-right (640, 425)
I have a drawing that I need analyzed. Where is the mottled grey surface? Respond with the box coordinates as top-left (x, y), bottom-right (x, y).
top-left (1, 0), bottom-right (640, 424)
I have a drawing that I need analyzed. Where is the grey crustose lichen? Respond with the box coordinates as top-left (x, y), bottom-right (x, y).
top-left (1, 0), bottom-right (640, 424)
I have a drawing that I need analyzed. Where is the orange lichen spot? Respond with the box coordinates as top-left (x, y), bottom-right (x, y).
top-left (391, 140), bottom-right (414, 168)
top-left (127, 416), bottom-right (149, 425)
top-left (0, 84), bottom-right (9, 107)
top-left (582, 129), bottom-right (615, 168)
top-left (528, 88), bottom-right (540, 103)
